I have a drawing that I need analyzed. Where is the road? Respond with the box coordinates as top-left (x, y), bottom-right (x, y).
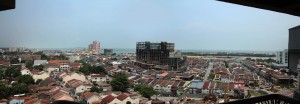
top-left (204, 62), bottom-right (214, 81)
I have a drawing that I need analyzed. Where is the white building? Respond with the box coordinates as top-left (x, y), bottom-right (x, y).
top-left (276, 49), bottom-right (288, 64)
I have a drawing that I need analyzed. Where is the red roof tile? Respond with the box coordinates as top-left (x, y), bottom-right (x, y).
top-left (116, 93), bottom-right (128, 101)
top-left (100, 94), bottom-right (115, 104)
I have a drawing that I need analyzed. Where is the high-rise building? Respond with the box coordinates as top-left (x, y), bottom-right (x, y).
top-left (88, 41), bottom-right (100, 54)
top-left (276, 49), bottom-right (288, 64)
top-left (104, 49), bottom-right (113, 55)
top-left (288, 25), bottom-right (300, 75)
top-left (135, 41), bottom-right (175, 69)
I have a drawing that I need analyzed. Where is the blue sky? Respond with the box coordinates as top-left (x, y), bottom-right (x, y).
top-left (1, 0), bottom-right (300, 51)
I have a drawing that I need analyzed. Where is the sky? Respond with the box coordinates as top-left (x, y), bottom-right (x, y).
top-left (1, 0), bottom-right (300, 51)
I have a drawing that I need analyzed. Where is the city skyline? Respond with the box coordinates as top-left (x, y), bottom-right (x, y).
top-left (1, 0), bottom-right (300, 51)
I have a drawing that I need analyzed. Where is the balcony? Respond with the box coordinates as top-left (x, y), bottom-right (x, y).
top-left (221, 94), bottom-right (300, 104)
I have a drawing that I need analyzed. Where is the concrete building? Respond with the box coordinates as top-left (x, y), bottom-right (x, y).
top-left (168, 51), bottom-right (183, 70)
top-left (88, 41), bottom-right (100, 54)
top-left (135, 41), bottom-right (174, 69)
top-left (104, 49), bottom-right (113, 55)
top-left (276, 49), bottom-right (288, 64)
top-left (288, 25), bottom-right (300, 75)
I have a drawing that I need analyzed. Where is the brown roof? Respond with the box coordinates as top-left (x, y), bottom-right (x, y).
top-left (71, 83), bottom-right (81, 89)
top-left (0, 99), bottom-right (8, 102)
top-left (48, 60), bottom-right (70, 64)
top-left (100, 94), bottom-right (115, 104)
top-left (91, 74), bottom-right (106, 78)
top-left (116, 93), bottom-right (128, 101)
top-left (83, 92), bottom-right (98, 100)
top-left (203, 81), bottom-right (210, 89)
top-left (37, 86), bottom-right (55, 91)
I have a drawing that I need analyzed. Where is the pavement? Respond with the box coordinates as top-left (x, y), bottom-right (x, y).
top-left (204, 62), bottom-right (214, 81)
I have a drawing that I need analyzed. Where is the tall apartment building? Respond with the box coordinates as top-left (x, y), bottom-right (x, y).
top-left (276, 49), bottom-right (288, 64)
top-left (135, 41), bottom-right (175, 69)
top-left (288, 25), bottom-right (300, 75)
top-left (104, 49), bottom-right (113, 55)
top-left (88, 41), bottom-right (100, 54)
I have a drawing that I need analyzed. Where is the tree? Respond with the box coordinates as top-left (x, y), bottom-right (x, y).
top-left (208, 73), bottom-right (215, 80)
top-left (111, 72), bottom-right (130, 92)
top-left (90, 86), bottom-right (103, 93)
top-left (10, 58), bottom-right (20, 64)
top-left (36, 79), bottom-right (43, 84)
top-left (0, 84), bottom-right (10, 99)
top-left (41, 54), bottom-right (49, 60)
top-left (11, 83), bottom-right (29, 95)
top-left (25, 60), bottom-right (34, 69)
top-left (134, 85), bottom-right (156, 98)
top-left (0, 70), bottom-right (4, 80)
top-left (5, 66), bottom-right (21, 78)
top-left (34, 65), bottom-right (44, 71)
top-left (126, 101), bottom-right (132, 104)
top-left (17, 75), bottom-right (35, 84)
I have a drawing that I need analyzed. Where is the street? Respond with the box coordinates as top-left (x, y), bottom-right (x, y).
top-left (204, 62), bottom-right (214, 81)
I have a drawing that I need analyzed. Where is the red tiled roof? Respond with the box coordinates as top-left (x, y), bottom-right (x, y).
top-left (48, 60), bottom-right (70, 64)
top-left (0, 99), bottom-right (8, 102)
top-left (91, 74), bottom-right (106, 78)
top-left (83, 92), bottom-right (98, 100)
top-left (100, 94), bottom-right (115, 104)
top-left (71, 83), bottom-right (81, 89)
top-left (116, 93), bottom-right (128, 101)
top-left (203, 81), bottom-right (210, 89)
top-left (37, 86), bottom-right (55, 91)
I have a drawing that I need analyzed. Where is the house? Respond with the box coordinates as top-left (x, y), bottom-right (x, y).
top-left (44, 63), bottom-right (60, 74)
top-left (70, 83), bottom-right (92, 95)
top-left (33, 60), bottom-right (48, 66)
top-left (100, 93), bottom-right (140, 104)
top-left (202, 81), bottom-right (244, 96)
top-left (24, 98), bottom-right (50, 104)
top-left (39, 77), bottom-right (57, 86)
top-left (97, 81), bottom-right (112, 91)
top-left (30, 91), bottom-right (50, 99)
top-left (82, 92), bottom-right (100, 104)
top-left (62, 72), bottom-right (87, 84)
top-left (50, 89), bottom-right (74, 101)
top-left (0, 61), bottom-right (10, 67)
top-left (90, 74), bottom-right (107, 82)
top-left (9, 97), bottom-right (24, 104)
top-left (0, 99), bottom-right (8, 104)
top-left (69, 62), bottom-right (82, 70)
top-left (20, 68), bottom-right (31, 75)
top-left (189, 80), bottom-right (204, 94)
top-left (32, 71), bottom-right (50, 81)
top-left (48, 60), bottom-right (71, 70)
top-left (214, 68), bottom-right (230, 75)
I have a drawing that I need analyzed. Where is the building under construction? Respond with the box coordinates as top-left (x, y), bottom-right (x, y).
top-left (135, 41), bottom-right (175, 69)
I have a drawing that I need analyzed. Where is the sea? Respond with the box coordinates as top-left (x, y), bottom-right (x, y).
top-left (37, 48), bottom-right (275, 55)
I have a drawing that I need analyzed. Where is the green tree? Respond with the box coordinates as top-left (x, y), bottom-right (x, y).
top-left (11, 83), bottom-right (29, 95)
top-left (0, 84), bottom-right (10, 99)
top-left (134, 85), bottom-right (156, 98)
top-left (17, 75), bottom-right (35, 84)
top-left (36, 79), bottom-right (43, 84)
top-left (25, 60), bottom-right (34, 69)
top-left (5, 66), bottom-right (21, 78)
top-left (10, 58), bottom-right (20, 64)
top-left (90, 66), bottom-right (107, 74)
top-left (41, 54), bottom-right (49, 60)
top-left (34, 65), bottom-right (44, 71)
top-left (90, 86), bottom-right (103, 93)
top-left (126, 101), bottom-right (132, 104)
top-left (208, 73), bottom-right (215, 80)
top-left (0, 70), bottom-right (4, 80)
top-left (111, 72), bottom-right (130, 92)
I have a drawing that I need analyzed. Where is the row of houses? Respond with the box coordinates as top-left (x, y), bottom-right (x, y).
top-left (134, 78), bottom-right (189, 96)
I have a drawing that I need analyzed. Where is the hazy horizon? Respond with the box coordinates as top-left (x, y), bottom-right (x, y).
top-left (1, 0), bottom-right (300, 51)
